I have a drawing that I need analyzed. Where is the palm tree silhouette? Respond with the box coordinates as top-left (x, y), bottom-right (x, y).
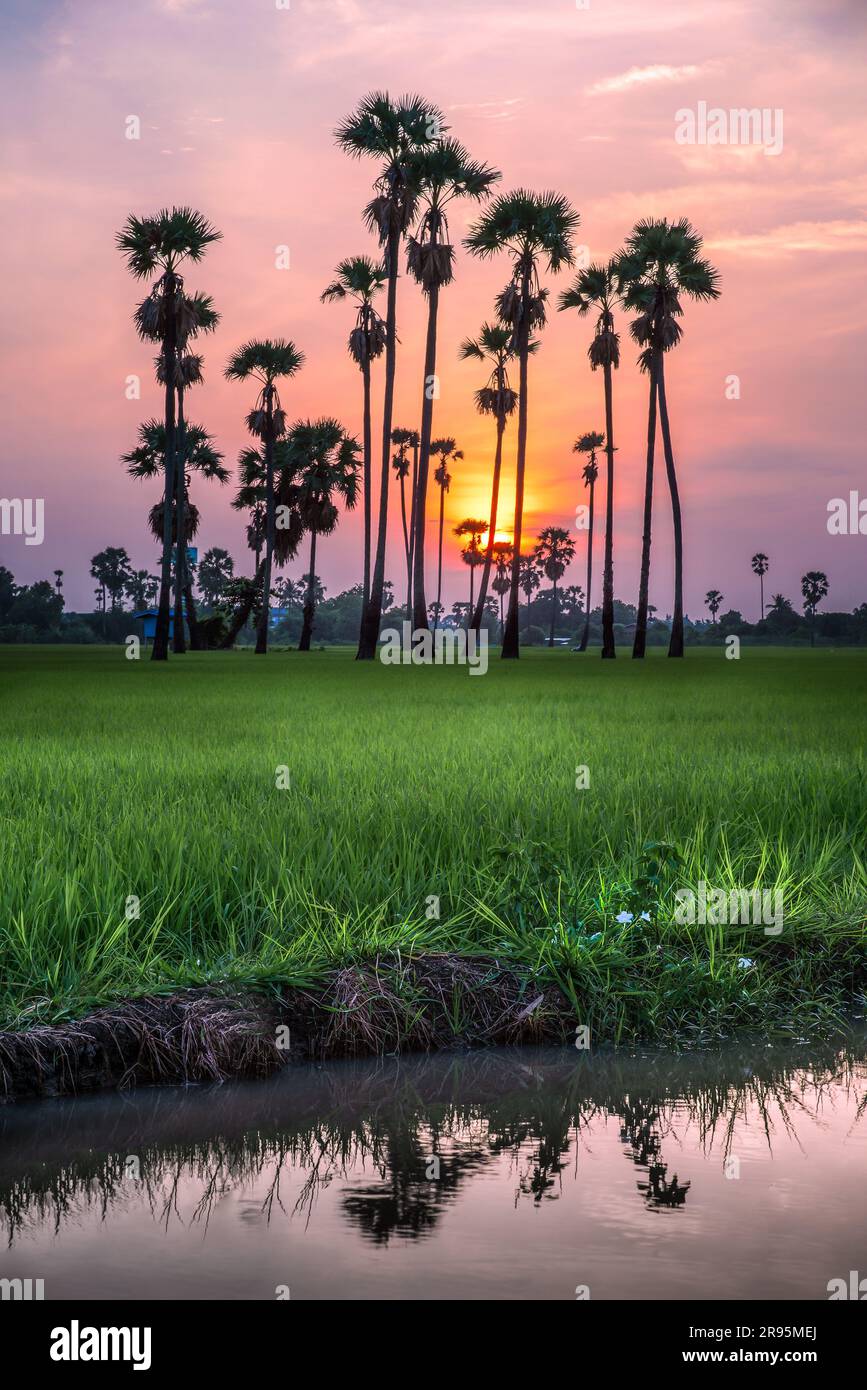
top-left (573, 431), bottom-right (603, 652)
top-left (320, 256), bottom-right (386, 612)
top-left (391, 427), bottom-right (417, 617)
top-left (454, 518), bottom-right (488, 614)
top-left (705, 589), bottom-right (724, 626)
top-left (534, 526), bottom-right (576, 647)
top-left (618, 218), bottom-right (720, 659)
top-left (408, 138), bottom-right (500, 631)
top-left (518, 553), bottom-right (542, 637)
top-left (225, 339), bottom-right (304, 655)
top-left (335, 92), bottom-right (444, 659)
top-left (430, 438), bottom-right (461, 628)
top-left (459, 323), bottom-right (529, 635)
top-left (465, 190), bottom-right (579, 658)
top-left (289, 419), bottom-right (360, 651)
top-left (751, 552), bottom-right (769, 623)
top-left (491, 541), bottom-right (514, 639)
top-left (122, 419), bottom-right (228, 645)
top-left (559, 262), bottom-right (622, 659)
top-left (116, 207), bottom-right (222, 660)
top-left (801, 571), bottom-right (829, 647)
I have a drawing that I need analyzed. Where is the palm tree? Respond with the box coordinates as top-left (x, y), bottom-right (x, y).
top-left (391, 427), bottom-right (416, 615)
top-left (320, 256), bottom-right (386, 611)
top-left (53, 570), bottom-right (63, 597)
top-left (558, 262), bottom-right (622, 658)
top-left (751, 552), bottom-right (769, 622)
top-left (801, 571), bottom-right (829, 647)
top-left (617, 218), bottom-right (720, 659)
top-left (225, 339), bottom-right (304, 655)
top-left (705, 589), bottom-right (724, 626)
top-left (767, 593), bottom-right (793, 618)
top-left (465, 190), bottom-right (579, 658)
top-left (573, 431), bottom-right (603, 652)
top-left (287, 419), bottom-right (361, 650)
top-left (491, 540), bottom-right (514, 639)
top-left (407, 138), bottom-right (500, 631)
top-left (459, 323), bottom-right (529, 635)
top-left (335, 92), bottom-right (444, 659)
top-left (226, 439), bottom-right (305, 648)
top-left (90, 548), bottom-right (132, 613)
top-left (430, 438), bottom-right (462, 628)
top-left (116, 207), bottom-right (222, 660)
top-left (122, 418), bottom-right (228, 647)
top-left (453, 518), bottom-right (487, 614)
top-left (534, 526), bottom-right (576, 647)
top-left (518, 553), bottom-right (542, 635)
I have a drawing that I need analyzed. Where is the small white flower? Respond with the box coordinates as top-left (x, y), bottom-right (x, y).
top-left (640, 912), bottom-right (651, 921)
top-left (615, 911), bottom-right (634, 924)
top-left (737, 957), bottom-right (754, 969)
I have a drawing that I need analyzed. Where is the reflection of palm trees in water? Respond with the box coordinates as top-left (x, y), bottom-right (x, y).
top-left (1, 1044), bottom-right (863, 1246)
top-left (619, 1097), bottom-right (691, 1210)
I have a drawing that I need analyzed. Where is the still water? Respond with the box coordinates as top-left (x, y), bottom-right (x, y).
top-left (1, 1044), bottom-right (864, 1300)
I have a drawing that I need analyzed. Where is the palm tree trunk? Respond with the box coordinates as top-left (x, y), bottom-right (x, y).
top-left (502, 269), bottom-right (531, 660)
top-left (220, 560), bottom-right (266, 648)
top-left (579, 478), bottom-right (595, 651)
top-left (470, 412), bottom-right (506, 633)
top-left (255, 388), bottom-right (275, 656)
top-left (759, 574), bottom-right (764, 623)
top-left (398, 466), bottom-right (411, 614)
top-left (549, 575), bottom-right (558, 647)
top-left (299, 532), bottom-right (317, 651)
top-left (633, 357), bottom-right (659, 659)
top-left (172, 385), bottom-right (187, 654)
top-left (407, 436), bottom-right (419, 618)
top-left (152, 274), bottom-right (177, 662)
top-left (185, 582), bottom-right (203, 649)
top-left (358, 225), bottom-right (400, 659)
top-left (601, 359), bottom-right (616, 659)
top-left (411, 280), bottom-right (441, 632)
top-left (499, 590), bottom-right (504, 637)
top-left (434, 483), bottom-right (445, 630)
top-left (657, 361), bottom-right (684, 658)
top-left (469, 558), bottom-right (475, 613)
top-left (361, 355), bottom-right (372, 611)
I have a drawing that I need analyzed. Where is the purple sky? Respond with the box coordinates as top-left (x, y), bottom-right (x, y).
top-left (1, 0), bottom-right (865, 618)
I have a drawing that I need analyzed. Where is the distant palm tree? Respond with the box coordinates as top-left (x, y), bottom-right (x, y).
top-left (751, 552), bottom-right (769, 622)
top-left (617, 218), bottom-right (720, 659)
top-left (534, 526), bottom-right (576, 647)
top-left (391, 427), bottom-right (415, 615)
top-left (705, 589), bottom-right (724, 626)
top-left (227, 439), bottom-right (305, 648)
top-left (801, 571), bottom-right (829, 647)
top-left (335, 91), bottom-right (444, 659)
top-left (53, 569), bottom-right (63, 597)
top-left (465, 190), bottom-right (579, 658)
top-left (518, 553), bottom-right (542, 635)
top-left (122, 418), bottom-right (228, 647)
top-left (559, 262), bottom-right (622, 659)
top-left (225, 339), bottom-right (304, 655)
top-left (767, 592), bottom-right (793, 618)
top-left (427, 600), bottom-right (444, 627)
top-left (90, 548), bottom-right (132, 613)
top-left (288, 419), bottom-right (361, 650)
top-left (320, 256), bottom-right (386, 610)
top-left (116, 207), bottom-right (222, 660)
top-left (491, 540), bottom-right (514, 638)
top-left (430, 438), bottom-right (462, 628)
top-left (573, 431), bottom-right (603, 651)
top-left (459, 323), bottom-right (529, 635)
top-left (407, 138), bottom-right (500, 631)
top-left (453, 518), bottom-right (488, 613)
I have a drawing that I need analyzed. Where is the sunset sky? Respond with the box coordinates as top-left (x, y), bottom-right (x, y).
top-left (1, 0), bottom-right (865, 618)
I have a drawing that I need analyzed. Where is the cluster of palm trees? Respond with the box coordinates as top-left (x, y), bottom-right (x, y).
top-left (705, 556), bottom-right (830, 648)
top-left (118, 91), bottom-right (722, 664)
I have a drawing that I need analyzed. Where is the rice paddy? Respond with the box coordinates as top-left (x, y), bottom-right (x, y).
top-left (1, 644), bottom-right (864, 1041)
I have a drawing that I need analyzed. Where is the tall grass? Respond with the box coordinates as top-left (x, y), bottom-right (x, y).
top-left (0, 645), bottom-right (864, 1039)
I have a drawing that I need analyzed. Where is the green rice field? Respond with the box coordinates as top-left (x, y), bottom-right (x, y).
top-left (1, 644), bottom-right (864, 1040)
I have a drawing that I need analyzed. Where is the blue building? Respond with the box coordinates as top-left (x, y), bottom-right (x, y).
top-left (132, 609), bottom-right (175, 643)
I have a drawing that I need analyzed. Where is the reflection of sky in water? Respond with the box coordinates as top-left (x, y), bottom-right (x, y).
top-left (0, 1045), bottom-right (864, 1300)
